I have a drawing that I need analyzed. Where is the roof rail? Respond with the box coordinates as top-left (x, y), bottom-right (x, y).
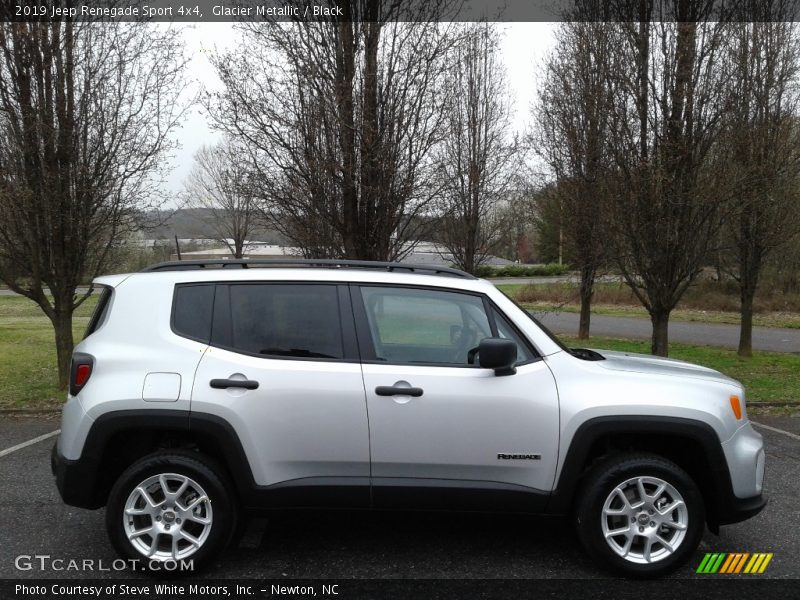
top-left (140, 259), bottom-right (476, 279)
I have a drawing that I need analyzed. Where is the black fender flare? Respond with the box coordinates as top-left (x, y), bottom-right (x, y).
top-left (545, 415), bottom-right (743, 526)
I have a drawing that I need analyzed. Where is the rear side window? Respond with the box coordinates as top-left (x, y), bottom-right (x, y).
top-left (83, 286), bottom-right (113, 339)
top-left (172, 284), bottom-right (215, 343)
top-left (215, 284), bottom-right (344, 360)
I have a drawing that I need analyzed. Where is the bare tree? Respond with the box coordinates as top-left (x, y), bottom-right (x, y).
top-left (205, 1), bottom-right (458, 260)
top-left (535, 21), bottom-right (615, 339)
top-left (435, 22), bottom-right (518, 274)
top-left (719, 13), bottom-right (800, 357)
top-left (603, 4), bottom-right (733, 356)
top-left (0, 18), bottom-right (189, 388)
top-left (184, 139), bottom-right (258, 258)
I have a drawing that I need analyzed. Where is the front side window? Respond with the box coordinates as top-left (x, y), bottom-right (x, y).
top-left (359, 287), bottom-right (493, 365)
top-left (221, 284), bottom-right (344, 360)
top-left (492, 308), bottom-right (535, 363)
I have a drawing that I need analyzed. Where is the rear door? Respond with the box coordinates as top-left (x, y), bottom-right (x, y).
top-left (352, 284), bottom-right (560, 511)
top-left (190, 282), bottom-right (370, 507)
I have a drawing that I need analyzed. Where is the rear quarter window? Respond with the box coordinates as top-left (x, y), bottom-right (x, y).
top-left (172, 284), bottom-right (215, 343)
top-left (83, 286), bottom-right (113, 339)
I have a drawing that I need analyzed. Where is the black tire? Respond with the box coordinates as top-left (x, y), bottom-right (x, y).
top-left (574, 453), bottom-right (704, 578)
top-left (106, 450), bottom-right (238, 574)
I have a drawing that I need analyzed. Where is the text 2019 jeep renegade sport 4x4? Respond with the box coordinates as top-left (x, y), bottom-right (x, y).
top-left (52, 259), bottom-right (766, 577)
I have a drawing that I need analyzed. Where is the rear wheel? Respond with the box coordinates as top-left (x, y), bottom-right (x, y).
top-left (106, 450), bottom-right (238, 573)
top-left (575, 453), bottom-right (704, 577)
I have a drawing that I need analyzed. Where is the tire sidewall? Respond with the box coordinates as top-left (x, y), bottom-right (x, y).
top-left (576, 455), bottom-right (705, 578)
top-left (105, 451), bottom-right (236, 574)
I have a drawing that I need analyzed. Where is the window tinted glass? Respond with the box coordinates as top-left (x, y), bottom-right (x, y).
top-left (227, 284), bottom-right (343, 359)
top-left (84, 286), bottom-right (113, 339)
top-left (173, 284), bottom-right (214, 343)
top-left (360, 287), bottom-right (491, 365)
top-left (492, 308), bottom-right (535, 363)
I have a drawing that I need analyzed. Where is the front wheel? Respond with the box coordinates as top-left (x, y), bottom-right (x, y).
top-left (574, 453), bottom-right (704, 578)
top-left (105, 450), bottom-right (238, 573)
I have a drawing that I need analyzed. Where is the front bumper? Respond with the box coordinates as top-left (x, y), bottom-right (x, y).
top-left (715, 491), bottom-right (767, 526)
top-left (714, 421), bottom-right (767, 526)
top-left (51, 441), bottom-right (104, 509)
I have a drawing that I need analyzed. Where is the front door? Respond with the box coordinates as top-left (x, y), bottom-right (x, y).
top-left (352, 285), bottom-right (560, 510)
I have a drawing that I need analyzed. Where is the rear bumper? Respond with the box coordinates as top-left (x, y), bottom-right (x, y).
top-left (51, 441), bottom-right (104, 509)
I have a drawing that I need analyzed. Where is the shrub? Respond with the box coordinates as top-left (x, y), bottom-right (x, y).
top-left (475, 263), bottom-right (572, 278)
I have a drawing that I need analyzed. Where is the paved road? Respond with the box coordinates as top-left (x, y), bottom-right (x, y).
top-left (0, 415), bottom-right (797, 583)
top-left (534, 310), bottom-right (800, 353)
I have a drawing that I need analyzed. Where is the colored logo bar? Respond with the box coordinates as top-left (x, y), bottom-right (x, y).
top-left (696, 552), bottom-right (773, 574)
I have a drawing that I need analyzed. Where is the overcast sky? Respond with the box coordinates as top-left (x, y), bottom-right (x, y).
top-left (166, 22), bottom-right (557, 198)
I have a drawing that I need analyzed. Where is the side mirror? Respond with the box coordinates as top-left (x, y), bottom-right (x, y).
top-left (478, 338), bottom-right (517, 376)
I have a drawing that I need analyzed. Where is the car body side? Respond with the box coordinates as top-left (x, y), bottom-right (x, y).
top-left (53, 268), bottom-right (765, 530)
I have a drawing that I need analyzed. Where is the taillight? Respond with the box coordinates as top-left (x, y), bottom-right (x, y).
top-left (69, 353), bottom-right (94, 396)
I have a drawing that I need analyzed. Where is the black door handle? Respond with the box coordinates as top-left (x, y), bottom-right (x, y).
top-left (375, 385), bottom-right (423, 397)
top-left (210, 378), bottom-right (259, 390)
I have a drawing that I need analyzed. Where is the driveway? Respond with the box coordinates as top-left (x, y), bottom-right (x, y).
top-left (0, 415), bottom-right (797, 584)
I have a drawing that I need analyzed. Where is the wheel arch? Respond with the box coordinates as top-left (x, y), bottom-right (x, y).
top-left (547, 415), bottom-right (735, 530)
top-left (63, 410), bottom-right (255, 509)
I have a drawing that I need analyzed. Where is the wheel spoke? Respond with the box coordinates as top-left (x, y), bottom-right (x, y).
top-left (613, 487), bottom-right (632, 510)
top-left (619, 534), bottom-right (634, 557)
top-left (125, 506), bottom-right (150, 516)
top-left (633, 478), bottom-right (647, 508)
top-left (180, 529), bottom-right (201, 547)
top-left (158, 474), bottom-right (170, 498)
top-left (661, 520), bottom-right (687, 531)
top-left (642, 536), bottom-right (653, 563)
top-left (127, 525), bottom-right (153, 540)
top-left (605, 525), bottom-right (632, 538)
top-left (185, 495), bottom-right (208, 511)
top-left (656, 535), bottom-right (675, 554)
top-left (657, 500), bottom-right (684, 516)
top-left (147, 534), bottom-right (159, 557)
top-left (651, 483), bottom-right (666, 502)
top-left (172, 478), bottom-right (189, 503)
top-left (187, 513), bottom-right (211, 525)
top-left (136, 486), bottom-right (161, 508)
top-left (604, 506), bottom-right (627, 516)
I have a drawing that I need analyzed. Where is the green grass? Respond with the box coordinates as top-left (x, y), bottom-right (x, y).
top-left (0, 295), bottom-right (98, 409)
top-left (561, 335), bottom-right (800, 404)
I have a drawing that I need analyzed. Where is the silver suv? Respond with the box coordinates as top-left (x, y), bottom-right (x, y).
top-left (52, 260), bottom-right (766, 577)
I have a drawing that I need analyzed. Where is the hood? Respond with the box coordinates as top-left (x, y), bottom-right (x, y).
top-left (593, 349), bottom-right (740, 386)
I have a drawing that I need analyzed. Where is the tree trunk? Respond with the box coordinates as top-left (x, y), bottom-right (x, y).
top-left (738, 283), bottom-right (755, 358)
top-left (336, 18), bottom-right (358, 259)
top-left (650, 309), bottom-right (670, 357)
top-left (51, 308), bottom-right (74, 391)
top-left (578, 264), bottom-right (595, 340)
